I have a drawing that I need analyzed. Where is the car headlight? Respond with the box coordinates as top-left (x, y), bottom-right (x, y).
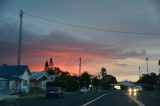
top-left (128, 88), bottom-right (132, 92)
top-left (133, 89), bottom-right (137, 93)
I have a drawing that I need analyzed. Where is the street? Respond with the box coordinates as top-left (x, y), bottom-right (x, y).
top-left (20, 90), bottom-right (160, 106)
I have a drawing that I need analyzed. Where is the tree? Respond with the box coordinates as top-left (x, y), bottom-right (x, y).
top-left (44, 61), bottom-right (49, 70)
top-left (45, 67), bottom-right (62, 75)
top-left (101, 67), bottom-right (107, 79)
top-left (80, 71), bottom-right (92, 88)
top-left (53, 67), bottom-right (62, 75)
top-left (66, 76), bottom-right (80, 91)
top-left (92, 77), bottom-right (100, 88)
top-left (101, 75), bottom-right (117, 90)
top-left (60, 71), bottom-right (70, 79)
top-left (137, 72), bottom-right (157, 85)
top-left (55, 72), bottom-right (79, 91)
top-left (137, 72), bottom-right (158, 90)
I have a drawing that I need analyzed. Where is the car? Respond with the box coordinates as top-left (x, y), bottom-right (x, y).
top-left (128, 85), bottom-right (143, 94)
top-left (45, 87), bottom-right (64, 99)
top-left (134, 86), bottom-right (143, 92)
top-left (128, 87), bottom-right (137, 93)
top-left (0, 94), bottom-right (19, 106)
top-left (79, 87), bottom-right (88, 94)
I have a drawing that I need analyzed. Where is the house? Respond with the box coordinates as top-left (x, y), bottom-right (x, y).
top-left (111, 80), bottom-right (135, 90)
top-left (30, 72), bottom-right (58, 91)
top-left (30, 72), bottom-right (49, 91)
top-left (0, 65), bottom-right (31, 94)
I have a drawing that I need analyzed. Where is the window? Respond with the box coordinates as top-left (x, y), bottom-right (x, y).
top-left (0, 81), bottom-right (9, 88)
top-left (23, 80), bottom-right (28, 86)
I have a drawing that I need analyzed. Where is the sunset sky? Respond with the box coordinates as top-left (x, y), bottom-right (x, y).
top-left (0, 0), bottom-right (160, 81)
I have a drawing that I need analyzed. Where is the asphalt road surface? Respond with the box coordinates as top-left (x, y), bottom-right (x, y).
top-left (20, 90), bottom-right (160, 106)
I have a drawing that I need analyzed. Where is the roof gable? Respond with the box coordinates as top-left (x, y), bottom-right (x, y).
top-left (30, 72), bottom-right (49, 80)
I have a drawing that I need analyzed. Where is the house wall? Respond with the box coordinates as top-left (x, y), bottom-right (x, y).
top-left (0, 79), bottom-right (9, 93)
top-left (9, 80), bottom-right (16, 89)
top-left (30, 79), bottom-right (48, 91)
top-left (39, 77), bottom-right (48, 90)
top-left (0, 78), bottom-right (20, 94)
top-left (30, 81), bottom-right (41, 88)
top-left (41, 81), bottom-right (47, 90)
top-left (20, 69), bottom-right (30, 93)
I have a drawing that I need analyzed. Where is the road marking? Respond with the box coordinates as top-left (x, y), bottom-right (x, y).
top-left (125, 93), bottom-right (145, 106)
top-left (81, 92), bottom-right (111, 106)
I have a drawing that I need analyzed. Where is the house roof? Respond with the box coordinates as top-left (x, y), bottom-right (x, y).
top-left (30, 72), bottom-right (49, 80)
top-left (119, 81), bottom-right (135, 86)
top-left (113, 81), bottom-right (135, 87)
top-left (0, 75), bottom-right (22, 80)
top-left (0, 65), bottom-right (31, 76)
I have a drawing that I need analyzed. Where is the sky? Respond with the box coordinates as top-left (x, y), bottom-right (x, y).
top-left (0, 0), bottom-right (160, 81)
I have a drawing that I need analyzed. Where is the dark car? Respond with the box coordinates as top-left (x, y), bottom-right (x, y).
top-left (45, 87), bottom-right (64, 99)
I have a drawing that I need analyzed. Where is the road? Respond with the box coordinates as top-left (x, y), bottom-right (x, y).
top-left (20, 90), bottom-right (160, 106)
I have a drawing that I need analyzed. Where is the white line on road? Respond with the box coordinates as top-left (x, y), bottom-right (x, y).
top-left (81, 92), bottom-right (111, 106)
top-left (125, 93), bottom-right (145, 106)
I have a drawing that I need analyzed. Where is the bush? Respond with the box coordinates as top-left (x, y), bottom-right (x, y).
top-left (142, 84), bottom-right (154, 90)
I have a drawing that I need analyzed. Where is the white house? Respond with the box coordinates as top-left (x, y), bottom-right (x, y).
top-left (30, 72), bottom-right (49, 90)
top-left (0, 65), bottom-right (31, 94)
top-left (30, 72), bottom-right (57, 91)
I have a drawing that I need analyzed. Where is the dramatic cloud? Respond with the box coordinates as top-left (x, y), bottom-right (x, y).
top-left (1, 0), bottom-right (160, 81)
top-left (120, 49), bottom-right (146, 58)
top-left (0, 22), bottom-right (147, 62)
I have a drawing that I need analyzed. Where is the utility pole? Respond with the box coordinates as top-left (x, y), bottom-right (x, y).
top-left (79, 57), bottom-right (81, 76)
top-left (139, 66), bottom-right (141, 79)
top-left (146, 57), bottom-right (149, 74)
top-left (17, 10), bottom-right (23, 65)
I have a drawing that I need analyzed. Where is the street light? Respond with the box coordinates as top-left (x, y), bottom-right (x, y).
top-left (139, 66), bottom-right (141, 79)
top-left (146, 57), bottom-right (149, 74)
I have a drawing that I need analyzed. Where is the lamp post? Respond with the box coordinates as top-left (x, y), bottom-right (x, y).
top-left (98, 72), bottom-right (101, 91)
top-left (146, 57), bottom-right (149, 74)
top-left (139, 66), bottom-right (141, 79)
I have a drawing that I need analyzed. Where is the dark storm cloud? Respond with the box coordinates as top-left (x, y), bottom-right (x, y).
top-left (0, 21), bottom-right (146, 63)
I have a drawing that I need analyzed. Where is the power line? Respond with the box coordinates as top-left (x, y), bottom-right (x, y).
top-left (24, 12), bottom-right (160, 35)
